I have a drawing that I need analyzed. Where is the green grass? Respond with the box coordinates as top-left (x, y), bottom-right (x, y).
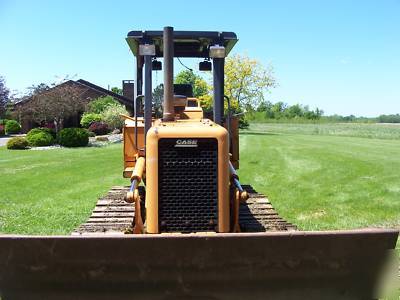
top-left (0, 123), bottom-right (399, 234)
top-left (247, 122), bottom-right (400, 140)
top-left (0, 144), bottom-right (125, 234)
top-left (239, 130), bottom-right (400, 230)
top-left (239, 125), bottom-right (400, 299)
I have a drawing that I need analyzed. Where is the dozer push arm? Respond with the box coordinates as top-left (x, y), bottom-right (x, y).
top-left (125, 156), bottom-right (145, 233)
top-left (229, 161), bottom-right (248, 202)
top-left (229, 161), bottom-right (249, 232)
top-left (125, 156), bottom-right (145, 201)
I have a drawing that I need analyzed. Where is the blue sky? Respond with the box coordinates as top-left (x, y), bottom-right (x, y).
top-left (0, 0), bottom-right (399, 116)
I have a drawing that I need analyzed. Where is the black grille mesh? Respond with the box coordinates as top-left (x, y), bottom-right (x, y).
top-left (158, 138), bottom-right (218, 232)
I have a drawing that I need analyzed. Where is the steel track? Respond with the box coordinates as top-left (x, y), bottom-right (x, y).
top-left (73, 185), bottom-right (297, 235)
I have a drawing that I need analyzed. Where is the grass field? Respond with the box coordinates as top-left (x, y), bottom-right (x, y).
top-left (0, 123), bottom-right (399, 235)
top-left (0, 144), bottom-right (125, 234)
top-left (240, 127), bottom-right (400, 230)
top-left (248, 122), bottom-right (400, 140)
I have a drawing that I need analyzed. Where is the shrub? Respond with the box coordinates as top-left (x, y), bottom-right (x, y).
top-left (0, 119), bottom-right (7, 125)
top-left (100, 103), bottom-right (128, 130)
top-left (58, 128), bottom-right (89, 147)
top-left (80, 113), bottom-right (102, 128)
top-left (41, 127), bottom-right (56, 138)
top-left (26, 131), bottom-right (54, 147)
top-left (27, 127), bottom-right (56, 140)
top-left (6, 137), bottom-right (29, 150)
top-left (0, 124), bottom-right (4, 136)
top-left (5, 120), bottom-right (21, 134)
top-left (87, 96), bottom-right (119, 114)
top-left (239, 116), bottom-right (250, 129)
top-left (88, 131), bottom-right (96, 137)
top-left (88, 121), bottom-right (109, 136)
top-left (27, 128), bottom-right (43, 138)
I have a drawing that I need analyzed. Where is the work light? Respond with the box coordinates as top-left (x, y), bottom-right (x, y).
top-left (209, 45), bottom-right (226, 58)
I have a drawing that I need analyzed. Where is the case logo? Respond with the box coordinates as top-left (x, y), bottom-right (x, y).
top-left (175, 139), bottom-right (198, 147)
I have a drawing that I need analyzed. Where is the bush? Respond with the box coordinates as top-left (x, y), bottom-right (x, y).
top-left (100, 103), bottom-right (128, 130)
top-left (239, 116), bottom-right (250, 129)
top-left (27, 127), bottom-right (56, 140)
top-left (41, 127), bottom-right (56, 138)
top-left (88, 131), bottom-right (96, 137)
top-left (5, 120), bottom-right (21, 134)
top-left (26, 131), bottom-right (54, 147)
top-left (0, 124), bottom-right (4, 136)
top-left (6, 137), bottom-right (29, 150)
top-left (87, 96), bottom-right (120, 114)
top-left (27, 128), bottom-right (44, 138)
top-left (58, 128), bottom-right (89, 147)
top-left (80, 113), bottom-right (102, 128)
top-left (88, 121), bottom-right (109, 136)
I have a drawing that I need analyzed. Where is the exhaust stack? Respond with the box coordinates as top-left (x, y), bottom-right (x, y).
top-left (163, 26), bottom-right (175, 122)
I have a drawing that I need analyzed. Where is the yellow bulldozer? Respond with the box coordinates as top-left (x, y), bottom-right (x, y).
top-left (0, 27), bottom-right (398, 299)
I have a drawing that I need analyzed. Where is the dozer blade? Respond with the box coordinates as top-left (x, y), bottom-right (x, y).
top-left (0, 229), bottom-right (397, 300)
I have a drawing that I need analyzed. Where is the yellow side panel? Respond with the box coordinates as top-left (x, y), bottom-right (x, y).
top-left (123, 120), bottom-right (145, 178)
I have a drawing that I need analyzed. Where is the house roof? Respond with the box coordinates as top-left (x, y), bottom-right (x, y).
top-left (76, 79), bottom-right (132, 107)
top-left (13, 79), bottom-right (133, 108)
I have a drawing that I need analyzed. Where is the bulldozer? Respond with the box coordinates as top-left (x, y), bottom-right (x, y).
top-left (0, 27), bottom-right (398, 299)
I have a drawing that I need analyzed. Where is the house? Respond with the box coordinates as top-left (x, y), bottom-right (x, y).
top-left (13, 79), bottom-right (134, 133)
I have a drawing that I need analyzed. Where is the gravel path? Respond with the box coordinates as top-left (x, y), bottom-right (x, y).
top-left (0, 134), bottom-right (26, 147)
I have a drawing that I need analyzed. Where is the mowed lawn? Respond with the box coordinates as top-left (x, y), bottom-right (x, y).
top-left (240, 123), bottom-right (400, 230)
top-left (0, 144), bottom-right (126, 234)
top-left (0, 123), bottom-right (399, 234)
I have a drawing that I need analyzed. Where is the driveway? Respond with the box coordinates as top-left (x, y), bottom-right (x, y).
top-left (0, 134), bottom-right (26, 147)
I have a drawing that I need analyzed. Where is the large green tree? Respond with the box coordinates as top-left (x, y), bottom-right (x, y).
top-left (174, 70), bottom-right (212, 111)
top-left (174, 70), bottom-right (209, 98)
top-left (225, 54), bottom-right (276, 111)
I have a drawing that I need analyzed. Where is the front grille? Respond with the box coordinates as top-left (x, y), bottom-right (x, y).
top-left (158, 138), bottom-right (218, 232)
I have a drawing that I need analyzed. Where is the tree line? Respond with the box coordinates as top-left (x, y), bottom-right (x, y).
top-left (251, 101), bottom-right (323, 121)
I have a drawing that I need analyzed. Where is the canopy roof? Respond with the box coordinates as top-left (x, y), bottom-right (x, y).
top-left (126, 30), bottom-right (238, 58)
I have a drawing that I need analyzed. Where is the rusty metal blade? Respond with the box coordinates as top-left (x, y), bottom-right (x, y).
top-left (0, 229), bottom-right (398, 300)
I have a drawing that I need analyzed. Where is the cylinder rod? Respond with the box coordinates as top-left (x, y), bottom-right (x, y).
top-left (213, 57), bottom-right (225, 125)
top-left (162, 26), bottom-right (175, 122)
top-left (129, 179), bottom-right (138, 193)
top-left (144, 55), bottom-right (152, 141)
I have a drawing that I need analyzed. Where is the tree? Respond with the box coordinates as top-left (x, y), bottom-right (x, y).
top-left (285, 104), bottom-right (304, 119)
top-left (174, 70), bottom-right (209, 98)
top-left (27, 83), bottom-right (50, 96)
top-left (0, 76), bottom-right (10, 117)
top-left (111, 87), bottom-right (122, 95)
top-left (152, 84), bottom-right (164, 118)
top-left (271, 101), bottom-right (287, 119)
top-left (257, 100), bottom-right (274, 118)
top-left (87, 96), bottom-right (119, 114)
top-left (225, 54), bottom-right (276, 112)
top-left (174, 70), bottom-right (212, 112)
top-left (18, 80), bottom-right (90, 132)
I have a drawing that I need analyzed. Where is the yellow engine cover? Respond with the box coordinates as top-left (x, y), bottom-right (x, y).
top-left (145, 119), bottom-right (230, 234)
